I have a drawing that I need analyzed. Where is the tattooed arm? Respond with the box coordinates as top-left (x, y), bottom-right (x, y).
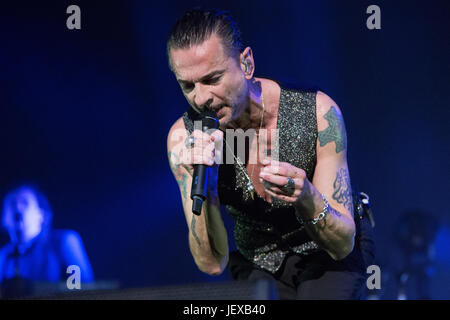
top-left (167, 117), bottom-right (229, 275)
top-left (294, 91), bottom-right (356, 260)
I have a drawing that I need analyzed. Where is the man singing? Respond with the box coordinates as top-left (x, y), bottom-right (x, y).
top-left (166, 9), bottom-right (373, 299)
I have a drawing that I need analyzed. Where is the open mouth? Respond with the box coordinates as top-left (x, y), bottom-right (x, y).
top-left (216, 107), bottom-right (227, 118)
top-left (214, 105), bottom-right (226, 117)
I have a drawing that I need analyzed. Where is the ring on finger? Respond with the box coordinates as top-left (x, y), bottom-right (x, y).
top-left (185, 136), bottom-right (196, 149)
top-left (280, 177), bottom-right (295, 196)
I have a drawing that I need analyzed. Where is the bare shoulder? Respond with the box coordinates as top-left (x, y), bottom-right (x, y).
top-left (167, 117), bottom-right (188, 150)
top-left (315, 90), bottom-right (348, 155)
top-left (168, 117), bottom-right (186, 138)
top-left (315, 90), bottom-right (344, 122)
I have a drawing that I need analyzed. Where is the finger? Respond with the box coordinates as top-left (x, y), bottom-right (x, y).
top-left (259, 178), bottom-right (280, 192)
top-left (208, 130), bottom-right (223, 164)
top-left (259, 171), bottom-right (291, 187)
top-left (260, 177), bottom-right (302, 198)
top-left (261, 165), bottom-right (289, 176)
top-left (262, 159), bottom-right (283, 167)
top-left (259, 178), bottom-right (283, 193)
top-left (268, 186), bottom-right (285, 194)
top-left (264, 188), bottom-right (297, 203)
top-left (263, 163), bottom-right (305, 179)
top-left (210, 129), bottom-right (223, 142)
top-left (213, 145), bottom-right (223, 164)
top-left (189, 146), bottom-right (214, 165)
top-left (191, 153), bottom-right (215, 166)
top-left (202, 140), bottom-right (216, 153)
top-left (180, 146), bottom-right (212, 166)
top-left (264, 159), bottom-right (292, 168)
top-left (202, 142), bottom-right (216, 161)
top-left (191, 130), bottom-right (213, 146)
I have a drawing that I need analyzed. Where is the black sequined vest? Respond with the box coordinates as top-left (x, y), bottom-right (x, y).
top-left (182, 84), bottom-right (321, 273)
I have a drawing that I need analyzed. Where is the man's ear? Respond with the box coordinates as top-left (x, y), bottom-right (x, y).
top-left (239, 47), bottom-right (254, 79)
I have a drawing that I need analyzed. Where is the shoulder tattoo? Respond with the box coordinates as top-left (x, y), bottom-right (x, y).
top-left (318, 106), bottom-right (347, 153)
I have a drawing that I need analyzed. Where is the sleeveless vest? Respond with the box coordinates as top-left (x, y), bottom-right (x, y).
top-left (182, 85), bottom-right (321, 273)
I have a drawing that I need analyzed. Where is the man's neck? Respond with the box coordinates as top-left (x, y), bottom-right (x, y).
top-left (225, 78), bottom-right (277, 131)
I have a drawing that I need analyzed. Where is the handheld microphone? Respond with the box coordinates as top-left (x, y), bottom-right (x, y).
top-left (191, 110), bottom-right (219, 215)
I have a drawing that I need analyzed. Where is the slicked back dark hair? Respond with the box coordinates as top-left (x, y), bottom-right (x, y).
top-left (167, 9), bottom-right (243, 70)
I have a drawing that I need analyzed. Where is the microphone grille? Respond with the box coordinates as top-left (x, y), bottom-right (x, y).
top-left (201, 110), bottom-right (219, 130)
top-left (201, 109), bottom-right (218, 119)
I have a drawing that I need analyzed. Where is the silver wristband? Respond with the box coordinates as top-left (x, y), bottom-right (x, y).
top-left (297, 193), bottom-right (329, 225)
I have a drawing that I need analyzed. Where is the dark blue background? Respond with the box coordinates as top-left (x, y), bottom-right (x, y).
top-left (1, 0), bottom-right (449, 298)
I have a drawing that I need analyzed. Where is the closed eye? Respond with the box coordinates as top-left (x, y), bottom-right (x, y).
top-left (180, 83), bottom-right (194, 92)
top-left (177, 70), bottom-right (225, 92)
top-left (203, 77), bottom-right (221, 85)
top-left (180, 77), bottom-right (221, 92)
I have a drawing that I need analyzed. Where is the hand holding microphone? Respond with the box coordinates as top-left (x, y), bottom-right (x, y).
top-left (184, 111), bottom-right (222, 215)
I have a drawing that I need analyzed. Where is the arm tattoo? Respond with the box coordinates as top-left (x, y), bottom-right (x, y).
top-left (180, 173), bottom-right (188, 199)
top-left (168, 151), bottom-right (189, 199)
top-left (168, 151), bottom-right (180, 175)
top-left (191, 215), bottom-right (202, 247)
top-left (318, 106), bottom-right (347, 153)
top-left (332, 168), bottom-right (354, 213)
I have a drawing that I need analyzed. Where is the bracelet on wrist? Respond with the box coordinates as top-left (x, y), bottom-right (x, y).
top-left (296, 193), bottom-right (329, 225)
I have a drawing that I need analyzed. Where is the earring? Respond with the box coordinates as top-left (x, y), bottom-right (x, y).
top-left (242, 59), bottom-right (251, 73)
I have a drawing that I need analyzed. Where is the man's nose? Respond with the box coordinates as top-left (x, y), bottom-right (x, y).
top-left (194, 86), bottom-right (213, 110)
